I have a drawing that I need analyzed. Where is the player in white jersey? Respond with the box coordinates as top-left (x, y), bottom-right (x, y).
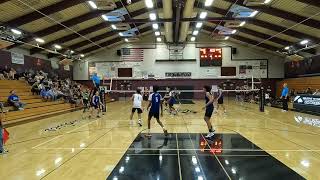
top-left (130, 89), bottom-right (143, 126)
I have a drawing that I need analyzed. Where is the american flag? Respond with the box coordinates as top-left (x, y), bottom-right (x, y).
top-left (121, 48), bottom-right (144, 61)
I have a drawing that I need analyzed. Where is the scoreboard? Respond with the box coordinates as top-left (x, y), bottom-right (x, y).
top-left (200, 48), bottom-right (223, 67)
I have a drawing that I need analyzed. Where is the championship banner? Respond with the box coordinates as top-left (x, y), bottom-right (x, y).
top-left (11, 52), bottom-right (24, 64)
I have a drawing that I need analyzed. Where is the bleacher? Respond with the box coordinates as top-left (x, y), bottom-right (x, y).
top-left (0, 80), bottom-right (79, 126)
top-left (276, 76), bottom-right (320, 96)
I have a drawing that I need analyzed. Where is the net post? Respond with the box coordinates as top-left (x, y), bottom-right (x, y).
top-left (259, 87), bottom-right (265, 112)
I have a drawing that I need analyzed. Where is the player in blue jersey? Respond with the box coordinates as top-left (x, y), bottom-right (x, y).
top-left (90, 91), bottom-right (101, 118)
top-left (202, 86), bottom-right (215, 138)
top-left (146, 85), bottom-right (168, 138)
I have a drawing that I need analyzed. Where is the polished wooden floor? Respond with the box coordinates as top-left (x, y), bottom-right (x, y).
top-left (0, 100), bottom-right (319, 180)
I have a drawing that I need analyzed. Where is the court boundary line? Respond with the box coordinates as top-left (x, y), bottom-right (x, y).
top-left (176, 134), bottom-right (183, 180)
top-left (200, 133), bottom-right (232, 180)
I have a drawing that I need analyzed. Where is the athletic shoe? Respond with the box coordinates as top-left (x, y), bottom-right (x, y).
top-left (0, 150), bottom-right (8, 155)
top-left (164, 129), bottom-right (169, 136)
top-left (137, 120), bottom-right (142, 127)
top-left (205, 132), bottom-right (215, 138)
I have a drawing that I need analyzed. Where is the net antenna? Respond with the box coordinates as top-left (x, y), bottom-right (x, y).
top-left (251, 76), bottom-right (262, 90)
top-left (168, 44), bottom-right (185, 60)
top-left (103, 75), bottom-right (113, 92)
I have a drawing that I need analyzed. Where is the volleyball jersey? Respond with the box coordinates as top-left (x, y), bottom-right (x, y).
top-left (205, 92), bottom-right (214, 110)
top-left (92, 95), bottom-right (100, 105)
top-left (148, 93), bottom-right (162, 113)
top-left (133, 93), bottom-right (143, 108)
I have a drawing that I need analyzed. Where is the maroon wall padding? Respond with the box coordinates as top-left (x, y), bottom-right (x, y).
top-left (0, 50), bottom-right (73, 79)
top-left (77, 78), bottom-right (279, 99)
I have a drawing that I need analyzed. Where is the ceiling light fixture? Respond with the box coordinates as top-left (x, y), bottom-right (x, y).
top-left (231, 30), bottom-right (237, 34)
top-left (149, 13), bottom-right (157, 20)
top-left (70, 50), bottom-right (74, 54)
top-left (145, 0), bottom-right (154, 8)
top-left (199, 12), bottom-right (207, 19)
top-left (284, 46), bottom-right (290, 50)
top-left (124, 38), bottom-right (129, 42)
top-left (224, 36), bottom-right (229, 40)
top-left (192, 30), bottom-right (199, 35)
top-left (155, 31), bottom-right (160, 36)
top-left (111, 24), bottom-right (117, 29)
top-left (196, 22), bottom-right (203, 28)
top-left (191, 36), bottom-right (196, 41)
top-left (54, 44), bottom-right (62, 49)
top-left (264, 0), bottom-right (272, 4)
top-left (152, 23), bottom-right (159, 29)
top-left (80, 54), bottom-right (85, 58)
top-left (156, 37), bottom-right (162, 42)
top-left (300, 40), bottom-right (309, 45)
top-left (119, 32), bottom-right (124, 36)
top-left (204, 0), bottom-right (214, 6)
top-left (239, 21), bottom-right (246, 27)
top-left (11, 29), bottom-right (22, 35)
top-left (35, 38), bottom-right (45, 43)
top-left (88, 1), bottom-right (97, 9)
top-left (249, 10), bottom-right (259, 17)
top-left (102, 15), bottom-right (108, 21)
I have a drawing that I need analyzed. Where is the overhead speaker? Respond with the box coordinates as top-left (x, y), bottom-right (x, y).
top-left (117, 49), bottom-right (121, 56)
top-left (232, 48), bottom-right (237, 54)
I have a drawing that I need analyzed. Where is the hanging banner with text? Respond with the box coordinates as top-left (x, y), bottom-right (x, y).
top-left (11, 52), bottom-right (24, 64)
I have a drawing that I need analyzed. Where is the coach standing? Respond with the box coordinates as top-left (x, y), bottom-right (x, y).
top-left (281, 83), bottom-right (289, 112)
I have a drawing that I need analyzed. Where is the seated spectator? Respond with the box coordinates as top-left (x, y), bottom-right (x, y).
top-left (40, 88), bottom-right (49, 101)
top-left (31, 82), bottom-right (41, 95)
top-left (2, 65), bottom-right (10, 79)
top-left (0, 101), bottom-right (4, 113)
top-left (305, 87), bottom-right (313, 94)
top-left (47, 88), bottom-right (57, 101)
top-left (9, 68), bottom-right (16, 80)
top-left (313, 89), bottom-right (320, 96)
top-left (7, 90), bottom-right (25, 111)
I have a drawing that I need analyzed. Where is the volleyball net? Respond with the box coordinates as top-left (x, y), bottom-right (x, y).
top-left (99, 77), bottom-right (270, 111)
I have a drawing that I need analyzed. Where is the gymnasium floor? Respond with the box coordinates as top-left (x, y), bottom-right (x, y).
top-left (1, 101), bottom-right (319, 180)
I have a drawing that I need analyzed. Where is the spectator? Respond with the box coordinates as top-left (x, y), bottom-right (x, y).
top-left (47, 88), bottom-right (57, 101)
top-left (280, 83), bottom-right (289, 112)
top-left (313, 89), bottom-right (320, 96)
top-left (305, 87), bottom-right (313, 94)
top-left (31, 82), bottom-right (40, 95)
top-left (8, 90), bottom-right (25, 111)
top-left (40, 88), bottom-right (49, 101)
top-left (2, 65), bottom-right (10, 79)
top-left (0, 101), bottom-right (4, 113)
top-left (9, 68), bottom-right (16, 80)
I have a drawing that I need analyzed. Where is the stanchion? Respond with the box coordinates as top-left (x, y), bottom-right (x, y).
top-left (259, 87), bottom-right (265, 112)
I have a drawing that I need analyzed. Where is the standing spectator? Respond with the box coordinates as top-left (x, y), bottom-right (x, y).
top-left (280, 83), bottom-right (289, 112)
top-left (8, 90), bottom-right (25, 111)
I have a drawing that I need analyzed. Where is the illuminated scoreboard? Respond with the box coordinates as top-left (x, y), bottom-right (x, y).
top-left (200, 48), bottom-right (223, 67)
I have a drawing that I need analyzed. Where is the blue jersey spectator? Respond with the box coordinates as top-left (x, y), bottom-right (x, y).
top-left (8, 90), bottom-right (25, 111)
